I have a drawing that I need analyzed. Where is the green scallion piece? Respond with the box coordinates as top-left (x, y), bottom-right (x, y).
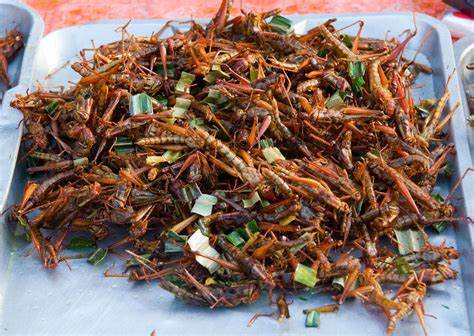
top-left (66, 237), bottom-right (97, 250)
top-left (342, 35), bottom-right (352, 48)
top-left (279, 215), bottom-right (296, 226)
top-left (394, 229), bottom-right (426, 255)
top-left (157, 64), bottom-right (175, 77)
top-left (348, 61), bottom-right (366, 93)
top-left (189, 118), bottom-right (205, 128)
top-left (178, 183), bottom-right (202, 203)
top-left (393, 257), bottom-right (413, 275)
top-left (236, 227), bottom-right (250, 240)
top-left (260, 139), bottom-right (274, 149)
top-left (246, 220), bottom-right (260, 233)
top-left (201, 89), bottom-right (229, 112)
top-left (432, 193), bottom-right (444, 202)
top-left (46, 100), bottom-right (59, 115)
top-left (129, 93), bottom-right (153, 115)
top-left (249, 65), bottom-right (258, 82)
top-left (164, 242), bottom-right (184, 253)
top-left (175, 71), bottom-right (196, 94)
top-left (172, 97), bottom-right (192, 118)
top-left (226, 231), bottom-right (245, 247)
top-left (114, 137), bottom-right (134, 154)
top-left (191, 194), bottom-right (218, 216)
top-left (242, 192), bottom-right (261, 208)
top-left (87, 247), bottom-right (108, 266)
top-left (326, 90), bottom-right (346, 110)
top-left (262, 147), bottom-right (286, 164)
top-left (294, 263), bottom-right (318, 288)
top-left (305, 310), bottom-right (321, 328)
top-left (167, 231), bottom-right (187, 242)
top-left (204, 64), bottom-right (230, 84)
top-left (156, 94), bottom-right (168, 107)
top-left (317, 48), bottom-right (329, 57)
top-left (163, 150), bottom-right (182, 163)
top-left (269, 15), bottom-right (294, 35)
top-left (332, 276), bottom-right (345, 292)
top-left (433, 222), bottom-right (448, 234)
top-left (125, 253), bottom-right (151, 268)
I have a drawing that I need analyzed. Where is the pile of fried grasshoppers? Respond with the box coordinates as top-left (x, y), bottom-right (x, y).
top-left (9, 0), bottom-right (468, 334)
top-left (0, 29), bottom-right (23, 95)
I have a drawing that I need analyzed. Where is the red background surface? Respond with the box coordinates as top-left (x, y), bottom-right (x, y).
top-left (24, 0), bottom-right (448, 33)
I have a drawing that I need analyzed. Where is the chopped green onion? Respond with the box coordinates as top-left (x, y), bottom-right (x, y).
top-left (260, 139), bottom-right (274, 149)
top-left (279, 215), bottom-right (296, 226)
top-left (179, 183), bottom-right (202, 203)
top-left (46, 100), bottom-right (59, 115)
top-left (15, 215), bottom-right (30, 240)
top-left (175, 71), bottom-right (196, 94)
top-left (201, 89), bottom-right (229, 112)
top-left (191, 194), bottom-right (218, 216)
top-left (164, 274), bottom-right (186, 287)
top-left (294, 263), bottom-right (318, 288)
top-left (125, 253), bottom-right (151, 268)
top-left (246, 220), bottom-right (260, 233)
top-left (432, 193), bottom-right (444, 202)
top-left (189, 118), bottom-right (205, 128)
top-left (157, 64), bottom-right (175, 77)
top-left (66, 237), bottom-right (97, 250)
top-left (87, 247), bottom-right (108, 266)
top-left (442, 162), bottom-right (453, 177)
top-left (394, 229), bottom-right (426, 255)
top-left (332, 276), bottom-right (345, 292)
top-left (262, 147), bottom-right (286, 164)
top-left (187, 229), bottom-right (221, 273)
top-left (269, 15), bottom-right (294, 35)
top-left (156, 94), bottom-right (168, 107)
top-left (167, 231), bottom-right (187, 242)
top-left (114, 137), bottom-right (134, 154)
top-left (204, 71), bottom-right (218, 84)
top-left (204, 64), bottom-right (230, 84)
top-left (242, 192), bottom-right (261, 208)
top-left (172, 97), bottom-right (192, 118)
top-left (415, 98), bottom-right (436, 118)
top-left (226, 231), bottom-right (245, 247)
top-left (326, 90), bottom-right (346, 110)
top-left (205, 277), bottom-right (217, 286)
top-left (305, 310), bottom-right (321, 328)
top-left (348, 61), bottom-right (366, 93)
top-left (129, 93), bottom-right (153, 115)
top-left (342, 35), bottom-right (352, 48)
top-left (163, 150), bottom-right (182, 163)
top-left (393, 257), bottom-right (413, 275)
top-left (317, 48), bottom-right (329, 57)
top-left (249, 65), bottom-right (258, 81)
top-left (236, 227), bottom-right (250, 240)
top-left (433, 222), bottom-right (448, 234)
top-left (165, 241), bottom-right (183, 253)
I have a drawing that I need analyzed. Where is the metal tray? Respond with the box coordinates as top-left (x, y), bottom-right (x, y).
top-left (1, 13), bottom-right (473, 336)
top-left (454, 35), bottom-right (474, 163)
top-left (0, 0), bottom-right (44, 207)
top-left (0, 0), bottom-right (43, 99)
